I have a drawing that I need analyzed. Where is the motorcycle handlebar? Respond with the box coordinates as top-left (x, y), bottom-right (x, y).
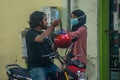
top-left (41, 52), bottom-right (58, 59)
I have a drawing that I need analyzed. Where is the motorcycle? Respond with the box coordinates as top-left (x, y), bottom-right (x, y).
top-left (5, 64), bottom-right (31, 80)
top-left (5, 35), bottom-right (86, 80)
top-left (5, 52), bottom-right (85, 80)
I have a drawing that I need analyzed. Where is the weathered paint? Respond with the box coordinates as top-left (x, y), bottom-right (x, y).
top-left (0, 0), bottom-right (62, 80)
top-left (0, 0), bottom-right (109, 80)
top-left (71, 0), bottom-right (99, 80)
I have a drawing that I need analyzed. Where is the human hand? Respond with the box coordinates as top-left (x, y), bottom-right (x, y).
top-left (51, 19), bottom-right (60, 27)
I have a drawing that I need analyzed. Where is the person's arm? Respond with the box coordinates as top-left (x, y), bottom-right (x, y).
top-left (35, 19), bottom-right (60, 42)
top-left (69, 26), bottom-right (87, 38)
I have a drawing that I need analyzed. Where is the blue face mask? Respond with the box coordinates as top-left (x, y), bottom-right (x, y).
top-left (71, 15), bottom-right (85, 25)
top-left (71, 18), bottom-right (79, 25)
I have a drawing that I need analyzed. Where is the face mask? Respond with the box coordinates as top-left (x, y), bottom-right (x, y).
top-left (71, 15), bottom-right (85, 25)
top-left (71, 18), bottom-right (79, 25)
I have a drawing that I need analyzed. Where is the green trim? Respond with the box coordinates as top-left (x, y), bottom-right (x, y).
top-left (99, 0), bottom-right (109, 80)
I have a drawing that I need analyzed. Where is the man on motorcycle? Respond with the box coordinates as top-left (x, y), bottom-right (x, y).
top-left (25, 11), bottom-right (61, 80)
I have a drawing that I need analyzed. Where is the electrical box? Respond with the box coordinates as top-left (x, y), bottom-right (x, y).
top-left (41, 6), bottom-right (59, 26)
top-left (21, 28), bottom-right (29, 62)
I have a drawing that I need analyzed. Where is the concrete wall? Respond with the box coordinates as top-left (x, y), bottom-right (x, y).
top-left (0, 0), bottom-right (99, 80)
top-left (71, 0), bottom-right (99, 80)
top-left (0, 0), bottom-right (63, 80)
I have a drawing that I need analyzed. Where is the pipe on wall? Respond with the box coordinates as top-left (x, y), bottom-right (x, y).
top-left (67, 0), bottom-right (71, 31)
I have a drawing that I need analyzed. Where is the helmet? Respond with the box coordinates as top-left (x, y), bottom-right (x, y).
top-left (54, 33), bottom-right (72, 48)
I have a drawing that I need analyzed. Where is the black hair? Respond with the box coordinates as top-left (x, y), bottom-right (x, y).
top-left (29, 11), bottom-right (46, 28)
top-left (71, 9), bottom-right (87, 31)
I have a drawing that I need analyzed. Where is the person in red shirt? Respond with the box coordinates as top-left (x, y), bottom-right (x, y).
top-left (69, 9), bottom-right (87, 67)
